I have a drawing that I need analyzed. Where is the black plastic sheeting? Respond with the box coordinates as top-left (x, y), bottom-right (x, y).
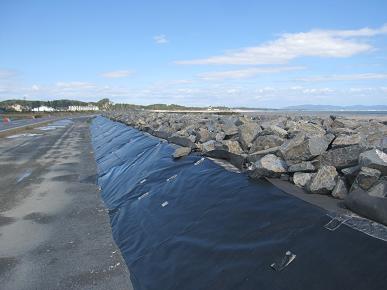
top-left (91, 116), bottom-right (387, 290)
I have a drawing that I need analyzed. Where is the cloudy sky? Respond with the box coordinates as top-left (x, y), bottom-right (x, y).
top-left (1, 0), bottom-right (387, 107)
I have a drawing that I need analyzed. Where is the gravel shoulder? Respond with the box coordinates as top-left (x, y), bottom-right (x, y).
top-left (0, 117), bottom-right (132, 290)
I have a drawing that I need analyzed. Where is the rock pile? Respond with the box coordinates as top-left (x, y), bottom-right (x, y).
top-left (105, 111), bottom-right (387, 201)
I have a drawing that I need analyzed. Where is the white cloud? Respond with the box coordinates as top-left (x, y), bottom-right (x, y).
top-left (55, 81), bottom-right (96, 90)
top-left (0, 69), bottom-right (18, 79)
top-left (153, 34), bottom-right (168, 44)
top-left (297, 73), bottom-right (387, 82)
top-left (100, 70), bottom-right (134, 78)
top-left (176, 24), bottom-right (387, 65)
top-left (199, 66), bottom-right (304, 80)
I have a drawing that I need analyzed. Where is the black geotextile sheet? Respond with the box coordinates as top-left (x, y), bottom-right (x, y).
top-left (90, 116), bottom-right (387, 290)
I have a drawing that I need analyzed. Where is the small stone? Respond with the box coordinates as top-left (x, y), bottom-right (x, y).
top-left (172, 147), bottom-right (191, 159)
top-left (307, 166), bottom-right (338, 194)
top-left (293, 172), bottom-right (314, 187)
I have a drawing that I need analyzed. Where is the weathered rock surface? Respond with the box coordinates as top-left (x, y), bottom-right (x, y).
top-left (307, 166), bottom-right (338, 194)
top-left (106, 110), bottom-right (387, 208)
top-left (293, 172), bottom-right (314, 187)
top-left (288, 161), bottom-right (316, 173)
top-left (331, 178), bottom-right (348, 199)
top-left (172, 147), bottom-right (191, 158)
top-left (355, 167), bottom-right (381, 190)
top-left (248, 154), bottom-right (287, 178)
top-left (359, 149), bottom-right (387, 175)
top-left (319, 145), bottom-right (362, 169)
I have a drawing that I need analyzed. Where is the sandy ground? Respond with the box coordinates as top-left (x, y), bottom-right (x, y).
top-left (0, 117), bottom-right (133, 290)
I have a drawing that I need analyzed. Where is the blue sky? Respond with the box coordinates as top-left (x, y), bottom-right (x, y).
top-left (0, 0), bottom-right (387, 107)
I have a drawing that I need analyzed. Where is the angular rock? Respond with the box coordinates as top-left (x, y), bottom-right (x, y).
top-left (238, 122), bottom-right (261, 150)
top-left (204, 150), bottom-right (245, 169)
top-left (287, 121), bottom-right (326, 137)
top-left (215, 132), bottom-right (225, 142)
top-left (250, 135), bottom-right (284, 153)
top-left (168, 135), bottom-right (196, 148)
top-left (332, 134), bottom-right (361, 148)
top-left (331, 178), bottom-right (348, 199)
top-left (172, 147), bottom-right (191, 158)
top-left (248, 154), bottom-right (287, 178)
top-left (280, 134), bottom-right (332, 162)
top-left (269, 125), bottom-right (288, 138)
top-left (246, 146), bottom-right (280, 163)
top-left (201, 140), bottom-right (226, 153)
top-left (307, 166), bottom-right (338, 194)
top-left (196, 128), bottom-right (210, 143)
top-left (222, 140), bottom-right (243, 155)
top-left (288, 161), bottom-right (316, 173)
top-left (293, 172), bottom-right (314, 187)
top-left (319, 145), bottom-right (362, 169)
top-left (359, 149), bottom-right (387, 175)
top-left (367, 179), bottom-right (387, 198)
top-left (341, 165), bottom-right (361, 185)
top-left (355, 167), bottom-right (381, 190)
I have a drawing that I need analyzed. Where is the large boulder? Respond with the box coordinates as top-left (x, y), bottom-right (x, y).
top-left (222, 140), bottom-right (243, 155)
top-left (293, 172), bottom-right (314, 187)
top-left (238, 122), bottom-right (262, 150)
top-left (280, 134), bottom-right (332, 162)
top-left (331, 134), bottom-right (361, 148)
top-left (341, 165), bottom-right (361, 184)
top-left (288, 161), bottom-right (316, 173)
top-left (248, 154), bottom-right (287, 178)
top-left (318, 145), bottom-right (362, 169)
top-left (307, 166), bottom-right (338, 194)
top-left (359, 149), bottom-right (387, 175)
top-left (355, 167), bottom-right (381, 190)
top-left (196, 128), bottom-right (211, 143)
top-left (287, 121), bottom-right (326, 137)
top-left (168, 135), bottom-right (196, 148)
top-left (368, 178), bottom-right (387, 198)
top-left (249, 135), bottom-right (284, 153)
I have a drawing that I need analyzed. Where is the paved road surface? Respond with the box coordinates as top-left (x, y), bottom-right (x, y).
top-left (0, 117), bottom-right (133, 290)
top-left (0, 117), bottom-right (56, 132)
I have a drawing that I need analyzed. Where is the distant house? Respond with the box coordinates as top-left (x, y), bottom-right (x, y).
top-left (32, 106), bottom-right (55, 112)
top-left (7, 104), bottom-right (23, 112)
top-left (67, 105), bottom-right (99, 111)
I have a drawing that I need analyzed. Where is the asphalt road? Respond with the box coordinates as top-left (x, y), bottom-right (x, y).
top-left (0, 117), bottom-right (133, 290)
top-left (0, 117), bottom-right (55, 132)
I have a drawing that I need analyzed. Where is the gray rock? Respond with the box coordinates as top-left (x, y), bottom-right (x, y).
top-left (288, 161), bottom-right (316, 173)
top-left (307, 166), bottom-right (338, 194)
top-left (287, 121), bottom-right (326, 137)
top-left (246, 146), bottom-right (280, 163)
top-left (269, 125), bottom-right (288, 138)
top-left (222, 123), bottom-right (239, 137)
top-left (250, 135), bottom-right (284, 152)
top-left (341, 165), bottom-right (361, 184)
top-left (196, 128), bottom-right (211, 143)
top-left (168, 135), bottom-right (196, 148)
top-left (359, 149), bottom-right (387, 175)
top-left (248, 154), bottom-right (287, 178)
top-left (172, 147), bottom-right (191, 158)
top-left (201, 140), bottom-right (226, 153)
top-left (293, 172), bottom-right (314, 187)
top-left (319, 145), bottom-right (362, 169)
top-left (238, 122), bottom-right (261, 150)
top-left (332, 134), bottom-right (361, 148)
top-left (222, 140), bottom-right (243, 154)
top-left (280, 134), bottom-right (331, 162)
top-left (331, 178), bottom-right (348, 199)
top-left (367, 179), bottom-right (387, 198)
top-left (215, 132), bottom-right (225, 142)
top-left (355, 167), bottom-right (381, 190)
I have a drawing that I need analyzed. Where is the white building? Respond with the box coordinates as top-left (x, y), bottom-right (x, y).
top-left (67, 105), bottom-right (99, 111)
top-left (32, 106), bottom-right (55, 112)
